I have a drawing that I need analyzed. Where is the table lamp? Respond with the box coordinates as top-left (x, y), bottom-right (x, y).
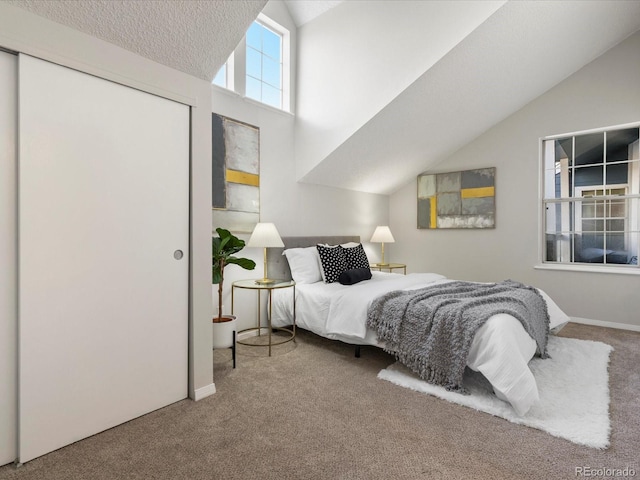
top-left (370, 226), bottom-right (395, 266)
top-left (247, 222), bottom-right (284, 284)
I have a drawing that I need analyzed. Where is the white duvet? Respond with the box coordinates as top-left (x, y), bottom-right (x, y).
top-left (271, 272), bottom-right (570, 416)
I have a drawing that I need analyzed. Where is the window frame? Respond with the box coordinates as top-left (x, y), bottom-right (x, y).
top-left (211, 13), bottom-right (291, 113)
top-left (538, 121), bottom-right (640, 274)
top-left (245, 19), bottom-right (283, 109)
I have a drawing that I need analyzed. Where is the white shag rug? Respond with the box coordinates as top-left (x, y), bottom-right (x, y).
top-left (378, 336), bottom-right (613, 449)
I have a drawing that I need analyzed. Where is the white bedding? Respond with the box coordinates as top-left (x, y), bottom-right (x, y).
top-left (271, 272), bottom-right (570, 416)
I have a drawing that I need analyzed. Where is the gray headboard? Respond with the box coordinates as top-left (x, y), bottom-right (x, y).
top-left (266, 236), bottom-right (360, 281)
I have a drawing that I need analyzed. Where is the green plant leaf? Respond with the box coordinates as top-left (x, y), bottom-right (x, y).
top-left (212, 228), bottom-right (254, 283)
top-left (227, 256), bottom-right (256, 270)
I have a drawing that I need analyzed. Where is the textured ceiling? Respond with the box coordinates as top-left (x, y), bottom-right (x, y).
top-left (5, 0), bottom-right (267, 81)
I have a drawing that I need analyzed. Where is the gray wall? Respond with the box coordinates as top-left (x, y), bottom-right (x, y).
top-left (390, 30), bottom-right (640, 329)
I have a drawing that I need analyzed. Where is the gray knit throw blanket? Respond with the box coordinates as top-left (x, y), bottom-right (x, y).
top-left (367, 280), bottom-right (550, 393)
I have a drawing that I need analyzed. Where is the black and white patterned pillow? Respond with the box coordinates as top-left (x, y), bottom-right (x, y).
top-left (316, 244), bottom-right (347, 283)
top-left (343, 243), bottom-right (370, 271)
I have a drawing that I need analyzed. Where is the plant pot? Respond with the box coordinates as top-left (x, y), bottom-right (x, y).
top-left (212, 314), bottom-right (237, 350)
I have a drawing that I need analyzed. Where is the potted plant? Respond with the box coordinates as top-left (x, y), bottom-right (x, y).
top-left (212, 227), bottom-right (256, 350)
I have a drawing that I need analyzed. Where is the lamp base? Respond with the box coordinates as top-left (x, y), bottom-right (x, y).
top-left (254, 278), bottom-right (277, 285)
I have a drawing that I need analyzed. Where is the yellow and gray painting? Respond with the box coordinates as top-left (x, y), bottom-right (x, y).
top-left (417, 168), bottom-right (495, 229)
top-left (212, 113), bottom-right (260, 233)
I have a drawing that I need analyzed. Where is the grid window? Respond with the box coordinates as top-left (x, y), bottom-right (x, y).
top-left (542, 124), bottom-right (640, 267)
top-left (245, 21), bottom-right (283, 109)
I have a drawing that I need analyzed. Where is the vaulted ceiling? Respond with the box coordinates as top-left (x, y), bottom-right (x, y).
top-left (7, 0), bottom-right (640, 196)
top-left (295, 0), bottom-right (640, 194)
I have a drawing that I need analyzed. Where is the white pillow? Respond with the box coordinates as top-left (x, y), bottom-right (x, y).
top-left (282, 247), bottom-right (323, 284)
top-left (340, 242), bottom-right (360, 248)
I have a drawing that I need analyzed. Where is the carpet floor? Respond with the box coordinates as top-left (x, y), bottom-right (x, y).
top-left (0, 323), bottom-right (638, 480)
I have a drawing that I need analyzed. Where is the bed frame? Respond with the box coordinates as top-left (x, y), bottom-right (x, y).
top-left (266, 235), bottom-right (364, 357)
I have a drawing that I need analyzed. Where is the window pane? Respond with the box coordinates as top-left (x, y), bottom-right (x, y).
top-left (246, 22), bottom-right (262, 50)
top-left (575, 133), bottom-right (604, 166)
top-left (606, 233), bottom-right (628, 263)
top-left (555, 138), bottom-right (573, 167)
top-left (543, 166), bottom-right (559, 199)
top-left (262, 27), bottom-right (281, 60)
top-left (574, 165), bottom-right (603, 187)
top-left (596, 200), bottom-right (605, 217)
top-left (545, 233), bottom-right (573, 262)
top-left (606, 128), bottom-right (639, 162)
top-left (576, 233), bottom-right (605, 263)
top-left (545, 203), bottom-right (560, 232)
top-left (212, 64), bottom-right (226, 87)
top-left (543, 140), bottom-right (554, 171)
top-left (581, 198), bottom-right (598, 218)
top-left (544, 164), bottom-right (572, 199)
top-left (582, 219), bottom-right (603, 232)
top-left (246, 76), bottom-right (262, 101)
top-left (246, 47), bottom-right (262, 79)
top-left (605, 162), bottom-right (628, 184)
top-left (544, 201), bottom-right (575, 234)
top-left (262, 55), bottom-right (281, 89)
top-left (608, 198), bottom-right (626, 217)
top-left (262, 83), bottom-right (281, 108)
top-left (606, 219), bottom-right (625, 232)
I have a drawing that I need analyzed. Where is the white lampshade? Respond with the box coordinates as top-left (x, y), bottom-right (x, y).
top-left (370, 226), bottom-right (395, 243)
top-left (247, 223), bottom-right (284, 285)
top-left (247, 222), bottom-right (284, 248)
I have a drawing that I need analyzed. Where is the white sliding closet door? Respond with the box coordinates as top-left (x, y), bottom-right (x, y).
top-left (0, 50), bottom-right (17, 467)
top-left (18, 55), bottom-right (189, 463)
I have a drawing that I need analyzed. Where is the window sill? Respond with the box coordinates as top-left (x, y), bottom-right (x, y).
top-left (211, 84), bottom-right (293, 117)
top-left (535, 263), bottom-right (640, 275)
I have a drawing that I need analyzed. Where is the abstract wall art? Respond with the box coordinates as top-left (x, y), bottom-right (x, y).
top-left (417, 167), bottom-right (495, 229)
top-left (212, 113), bottom-right (260, 233)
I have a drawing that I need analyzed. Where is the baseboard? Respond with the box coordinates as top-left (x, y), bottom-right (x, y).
top-left (571, 317), bottom-right (640, 333)
top-left (193, 383), bottom-right (216, 401)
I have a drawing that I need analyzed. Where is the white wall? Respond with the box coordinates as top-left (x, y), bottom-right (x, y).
top-left (211, 90), bottom-right (389, 333)
top-left (390, 31), bottom-right (640, 329)
top-left (294, 0), bottom-right (504, 180)
top-left (0, 3), bottom-right (214, 399)
top-left (210, 2), bottom-right (388, 337)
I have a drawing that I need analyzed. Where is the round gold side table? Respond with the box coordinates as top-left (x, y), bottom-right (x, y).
top-left (232, 279), bottom-right (296, 356)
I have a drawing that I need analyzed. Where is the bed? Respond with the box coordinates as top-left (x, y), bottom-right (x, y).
top-left (268, 236), bottom-right (570, 416)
